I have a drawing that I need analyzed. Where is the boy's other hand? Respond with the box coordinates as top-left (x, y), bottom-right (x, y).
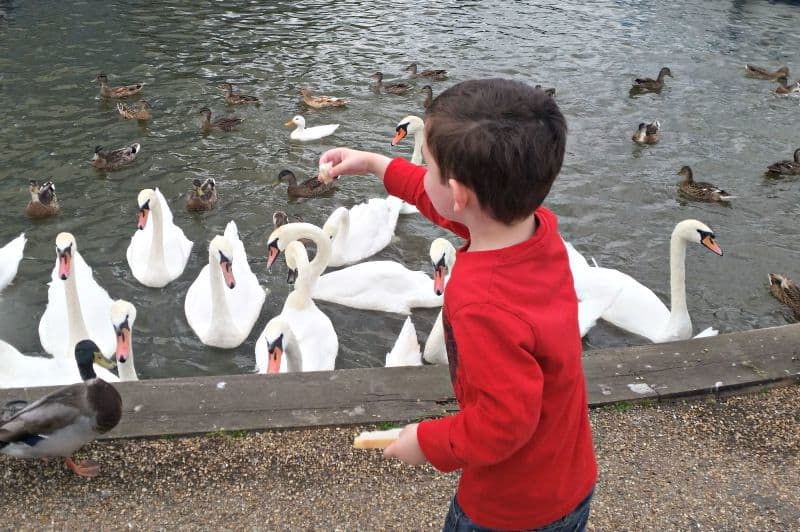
top-left (383, 423), bottom-right (428, 466)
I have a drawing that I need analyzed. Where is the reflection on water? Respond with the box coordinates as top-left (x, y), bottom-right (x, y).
top-left (0, 0), bottom-right (799, 378)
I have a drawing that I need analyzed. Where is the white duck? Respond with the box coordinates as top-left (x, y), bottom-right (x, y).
top-left (0, 233), bottom-right (26, 293)
top-left (392, 115), bottom-right (425, 165)
top-left (38, 233), bottom-right (118, 383)
top-left (185, 221), bottom-right (266, 348)
top-left (573, 220), bottom-right (722, 343)
top-left (258, 235), bottom-right (338, 373)
top-left (322, 196), bottom-right (403, 267)
top-left (422, 238), bottom-right (456, 365)
top-left (126, 188), bottom-right (193, 288)
top-left (285, 115), bottom-right (339, 141)
top-left (111, 299), bottom-right (138, 381)
top-left (385, 317), bottom-right (422, 367)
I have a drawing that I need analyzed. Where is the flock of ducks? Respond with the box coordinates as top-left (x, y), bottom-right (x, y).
top-left (1, 57), bottom-right (799, 476)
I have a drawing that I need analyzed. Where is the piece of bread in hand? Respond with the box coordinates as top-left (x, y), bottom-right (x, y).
top-left (353, 427), bottom-right (402, 449)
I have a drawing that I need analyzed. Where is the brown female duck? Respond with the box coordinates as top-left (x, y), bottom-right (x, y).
top-left (218, 83), bottom-right (260, 105)
top-left (370, 72), bottom-right (411, 95)
top-left (744, 64), bottom-right (789, 80)
top-left (116, 100), bottom-right (151, 121)
top-left (766, 148), bottom-right (800, 176)
top-left (768, 273), bottom-right (800, 318)
top-left (94, 73), bottom-right (144, 99)
top-left (632, 67), bottom-right (672, 92)
top-left (677, 165), bottom-right (734, 202)
top-left (404, 63), bottom-right (448, 81)
top-left (26, 180), bottom-right (59, 218)
top-left (421, 85), bottom-right (434, 110)
top-left (199, 107), bottom-right (242, 132)
top-left (91, 143), bottom-right (141, 170)
top-left (632, 120), bottom-right (661, 144)
top-left (275, 169), bottom-right (335, 198)
top-left (300, 87), bottom-right (347, 109)
top-left (774, 76), bottom-right (800, 94)
top-left (186, 178), bottom-right (218, 212)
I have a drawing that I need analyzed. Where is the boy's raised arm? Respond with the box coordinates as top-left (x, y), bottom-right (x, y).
top-left (318, 148), bottom-right (391, 183)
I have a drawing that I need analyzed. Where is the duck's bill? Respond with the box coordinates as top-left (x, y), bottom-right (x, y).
top-left (94, 353), bottom-right (117, 370)
top-left (701, 235), bottom-right (723, 256)
top-left (284, 119), bottom-right (294, 127)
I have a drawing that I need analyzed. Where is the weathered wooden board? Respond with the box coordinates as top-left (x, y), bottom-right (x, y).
top-left (1, 325), bottom-right (798, 439)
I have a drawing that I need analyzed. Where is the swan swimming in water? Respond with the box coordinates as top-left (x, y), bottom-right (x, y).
top-left (0, 233), bottom-right (26, 293)
top-left (322, 197), bottom-right (403, 268)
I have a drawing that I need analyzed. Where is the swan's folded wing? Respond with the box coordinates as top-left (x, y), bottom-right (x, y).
top-left (385, 317), bottom-right (422, 367)
top-left (423, 310), bottom-right (447, 365)
top-left (596, 267), bottom-right (670, 342)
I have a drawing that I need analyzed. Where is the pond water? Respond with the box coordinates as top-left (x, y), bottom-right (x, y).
top-left (1, 0), bottom-right (799, 379)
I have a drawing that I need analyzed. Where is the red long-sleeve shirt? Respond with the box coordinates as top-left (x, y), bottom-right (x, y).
top-left (384, 157), bottom-right (597, 530)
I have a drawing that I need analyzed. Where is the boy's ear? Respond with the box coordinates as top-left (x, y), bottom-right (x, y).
top-left (448, 178), bottom-right (470, 213)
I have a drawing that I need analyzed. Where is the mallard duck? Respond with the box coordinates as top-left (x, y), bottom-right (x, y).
top-left (744, 64), bottom-right (789, 80)
top-left (766, 148), bottom-right (800, 176)
top-left (275, 169), bottom-right (334, 198)
top-left (632, 67), bottom-right (672, 92)
top-left (0, 339), bottom-right (121, 478)
top-left (404, 63), bottom-right (448, 81)
top-left (677, 166), bottom-right (735, 202)
top-left (774, 76), bottom-right (800, 95)
top-left (632, 121), bottom-right (660, 144)
top-left (26, 180), bottom-right (59, 218)
top-left (535, 84), bottom-right (557, 98)
top-left (768, 273), bottom-right (800, 318)
top-left (285, 115), bottom-right (339, 141)
top-left (91, 143), bottom-right (141, 170)
top-left (116, 100), bottom-right (151, 120)
top-left (299, 87), bottom-right (347, 109)
top-left (370, 72), bottom-right (411, 95)
top-left (218, 83), bottom-right (260, 105)
top-left (186, 178), bottom-right (219, 211)
top-left (421, 85), bottom-right (434, 110)
top-left (199, 107), bottom-right (242, 132)
top-left (94, 72), bottom-right (144, 99)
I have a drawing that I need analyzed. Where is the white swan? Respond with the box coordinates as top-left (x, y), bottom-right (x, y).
top-left (385, 317), bottom-right (422, 367)
top-left (257, 235), bottom-right (338, 373)
top-left (126, 188), bottom-right (193, 288)
top-left (322, 196), bottom-right (402, 267)
top-left (111, 299), bottom-right (138, 381)
top-left (185, 221), bottom-right (266, 348)
top-left (38, 233), bottom-right (118, 384)
top-left (392, 115), bottom-right (425, 165)
top-left (423, 238), bottom-right (456, 365)
top-left (0, 233), bottom-right (26, 293)
top-left (574, 220), bottom-right (722, 343)
top-left (285, 115), bottom-right (339, 141)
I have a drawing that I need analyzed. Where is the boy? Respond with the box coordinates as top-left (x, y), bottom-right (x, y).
top-left (319, 79), bottom-right (596, 531)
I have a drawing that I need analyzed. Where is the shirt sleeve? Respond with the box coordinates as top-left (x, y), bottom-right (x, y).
top-left (416, 303), bottom-right (543, 472)
top-left (383, 157), bottom-right (470, 239)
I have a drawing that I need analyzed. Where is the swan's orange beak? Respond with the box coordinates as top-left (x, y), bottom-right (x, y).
top-left (433, 264), bottom-right (447, 296)
top-left (220, 256), bottom-right (236, 288)
top-left (267, 334), bottom-right (284, 373)
top-left (115, 323), bottom-right (131, 363)
top-left (137, 207), bottom-right (149, 230)
top-left (392, 125), bottom-right (408, 146)
top-left (701, 234), bottom-right (723, 256)
top-left (267, 241), bottom-right (281, 271)
top-left (58, 248), bottom-right (72, 280)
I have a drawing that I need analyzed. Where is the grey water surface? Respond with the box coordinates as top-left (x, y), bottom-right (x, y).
top-left (0, 0), bottom-right (798, 379)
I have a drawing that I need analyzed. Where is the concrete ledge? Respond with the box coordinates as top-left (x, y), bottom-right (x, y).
top-left (1, 324), bottom-right (798, 439)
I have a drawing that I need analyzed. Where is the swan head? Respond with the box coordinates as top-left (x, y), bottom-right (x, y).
top-left (284, 115), bottom-right (305, 128)
top-left (392, 115), bottom-right (425, 146)
top-left (136, 188), bottom-right (156, 230)
top-left (266, 222), bottom-right (322, 271)
top-left (321, 207), bottom-right (348, 239)
top-left (673, 219), bottom-right (723, 256)
top-left (55, 232), bottom-right (77, 280)
top-left (430, 238), bottom-right (456, 295)
top-left (261, 319), bottom-right (301, 374)
top-left (284, 241), bottom-right (308, 285)
top-left (209, 235), bottom-right (236, 289)
top-left (111, 300), bottom-right (136, 364)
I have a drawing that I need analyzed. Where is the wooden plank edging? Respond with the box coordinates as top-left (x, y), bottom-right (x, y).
top-left (1, 324), bottom-right (798, 439)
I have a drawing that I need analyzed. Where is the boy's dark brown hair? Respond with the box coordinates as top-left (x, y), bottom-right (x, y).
top-left (425, 79), bottom-right (567, 224)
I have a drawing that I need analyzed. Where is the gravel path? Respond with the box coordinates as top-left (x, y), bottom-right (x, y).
top-left (1, 384), bottom-right (798, 530)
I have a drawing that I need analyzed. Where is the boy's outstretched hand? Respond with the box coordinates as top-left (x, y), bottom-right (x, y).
top-left (383, 423), bottom-right (428, 465)
top-left (317, 148), bottom-right (391, 184)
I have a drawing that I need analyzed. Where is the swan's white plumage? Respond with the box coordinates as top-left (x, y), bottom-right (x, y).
top-left (323, 197), bottom-right (402, 268)
top-left (287, 115), bottom-right (339, 141)
top-left (0, 233), bottom-right (26, 293)
top-left (185, 221), bottom-right (266, 348)
top-left (126, 188), bottom-right (193, 288)
top-left (385, 317), bottom-right (422, 367)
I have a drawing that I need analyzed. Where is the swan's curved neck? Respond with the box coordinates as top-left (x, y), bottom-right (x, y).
top-left (284, 330), bottom-right (303, 372)
top-left (147, 197), bottom-right (166, 272)
top-left (667, 233), bottom-right (690, 325)
top-left (411, 130), bottom-right (424, 165)
top-left (208, 250), bottom-right (233, 326)
top-left (64, 254), bottom-right (89, 356)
